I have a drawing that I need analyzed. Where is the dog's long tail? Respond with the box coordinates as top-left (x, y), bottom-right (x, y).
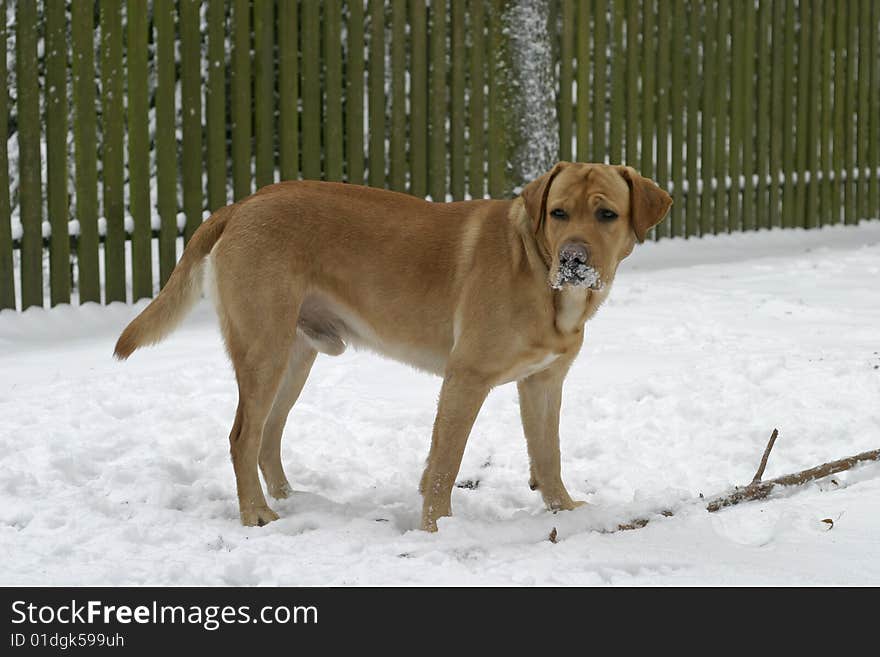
top-left (113, 205), bottom-right (234, 360)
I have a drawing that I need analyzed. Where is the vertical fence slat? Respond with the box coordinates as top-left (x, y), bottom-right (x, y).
top-left (843, 1), bottom-right (857, 224)
top-left (101, 0), bottom-right (125, 303)
top-left (390, 0), bottom-right (407, 191)
top-left (609, 0), bottom-right (625, 165)
top-left (794, 0), bottom-right (810, 229)
top-left (558, 0), bottom-right (573, 163)
top-left (640, 0), bottom-right (655, 182)
top-left (180, 0), bottom-right (203, 242)
top-left (324, 0), bottom-right (343, 182)
top-left (755, 0), bottom-right (771, 230)
top-left (669, 0), bottom-right (684, 237)
top-left (254, 0), bottom-right (274, 189)
top-left (127, 0), bottom-right (151, 301)
top-left (72, 0), bottom-right (101, 302)
top-left (154, 0), bottom-right (176, 286)
top-left (0, 1), bottom-right (13, 310)
top-left (769, 0), bottom-right (784, 228)
top-left (346, 0), bottom-right (365, 185)
top-left (301, 2), bottom-right (320, 180)
top-left (832, 0), bottom-right (846, 225)
top-left (16, 0), bottom-right (42, 309)
top-left (575, 0), bottom-right (590, 162)
top-left (857, 0), bottom-right (870, 221)
top-left (780, 0), bottom-right (796, 228)
top-left (593, 0), bottom-right (608, 163)
top-left (231, 0), bottom-right (252, 196)
top-left (870, 0), bottom-right (880, 221)
top-left (487, 0), bottom-right (503, 198)
top-left (410, 1), bottom-right (427, 195)
top-left (429, 0), bottom-right (447, 200)
top-left (46, 0), bottom-right (70, 305)
top-left (279, 0), bottom-right (300, 182)
top-left (805, 0), bottom-right (821, 229)
top-left (449, 1), bottom-right (465, 198)
top-left (713, 0), bottom-right (729, 234)
top-left (728, 1), bottom-right (744, 233)
top-left (625, 0), bottom-right (639, 167)
top-left (368, 0), bottom-right (385, 188)
top-left (206, 0), bottom-right (227, 208)
top-left (741, 0), bottom-right (755, 232)
top-left (699, 0), bottom-right (715, 236)
top-left (819, 0), bottom-right (834, 226)
top-left (655, 0), bottom-right (669, 238)
top-left (685, 1), bottom-right (699, 237)
top-left (467, 0), bottom-right (485, 199)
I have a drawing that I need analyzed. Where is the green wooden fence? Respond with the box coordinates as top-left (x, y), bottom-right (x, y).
top-left (1, 0), bottom-right (879, 311)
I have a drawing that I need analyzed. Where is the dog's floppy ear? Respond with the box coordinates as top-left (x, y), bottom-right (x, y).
top-left (521, 162), bottom-right (570, 235)
top-left (618, 166), bottom-right (673, 243)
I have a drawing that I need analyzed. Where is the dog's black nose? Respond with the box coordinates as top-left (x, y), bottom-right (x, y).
top-left (560, 242), bottom-right (589, 263)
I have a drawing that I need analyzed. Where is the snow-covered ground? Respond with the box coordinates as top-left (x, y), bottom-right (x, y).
top-left (2, 222), bottom-right (880, 586)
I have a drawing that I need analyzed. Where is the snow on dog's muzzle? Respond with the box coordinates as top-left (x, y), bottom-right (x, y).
top-left (551, 243), bottom-right (604, 290)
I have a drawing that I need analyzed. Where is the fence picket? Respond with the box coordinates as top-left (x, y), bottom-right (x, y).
top-left (254, 0), bottom-right (275, 189)
top-left (46, 0), bottom-right (70, 305)
top-left (346, 0), bottom-right (365, 185)
top-left (71, 0), bottom-right (101, 302)
top-left (206, 0), bottom-right (227, 210)
top-left (154, 0), bottom-right (177, 286)
top-left (127, 0), bottom-right (151, 301)
top-left (430, 0), bottom-right (447, 200)
top-left (467, 0), bottom-right (485, 199)
top-left (686, 1), bottom-right (699, 237)
top-left (302, 2), bottom-right (321, 181)
top-left (368, 0), bottom-right (385, 188)
top-left (558, 0), bottom-right (573, 163)
top-left (324, 0), bottom-right (343, 182)
top-left (390, 0), bottom-right (408, 193)
top-left (101, 1), bottom-right (125, 303)
top-left (593, 0), bottom-right (608, 163)
top-left (16, 0), bottom-right (42, 309)
top-left (279, 0), bottom-right (300, 182)
top-left (450, 1), bottom-right (465, 199)
top-left (0, 2), bottom-right (12, 310)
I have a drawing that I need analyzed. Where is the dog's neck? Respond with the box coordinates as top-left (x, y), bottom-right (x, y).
top-left (512, 201), bottom-right (609, 336)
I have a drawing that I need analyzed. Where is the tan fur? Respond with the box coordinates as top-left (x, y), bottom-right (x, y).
top-left (114, 162), bottom-right (671, 530)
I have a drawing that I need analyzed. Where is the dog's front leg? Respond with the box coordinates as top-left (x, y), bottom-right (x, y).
top-left (419, 370), bottom-right (490, 531)
top-left (517, 366), bottom-right (585, 512)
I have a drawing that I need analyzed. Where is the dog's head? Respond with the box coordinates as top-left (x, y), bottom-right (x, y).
top-left (521, 162), bottom-right (672, 290)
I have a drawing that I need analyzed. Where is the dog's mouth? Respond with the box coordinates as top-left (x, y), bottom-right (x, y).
top-left (550, 244), bottom-right (604, 290)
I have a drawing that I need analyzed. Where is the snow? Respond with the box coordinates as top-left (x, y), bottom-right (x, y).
top-left (2, 221), bottom-right (880, 585)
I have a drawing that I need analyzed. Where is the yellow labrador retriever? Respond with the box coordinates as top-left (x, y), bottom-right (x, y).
top-left (115, 162), bottom-right (671, 531)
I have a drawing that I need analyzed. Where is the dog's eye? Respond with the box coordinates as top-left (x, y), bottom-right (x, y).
top-left (597, 208), bottom-right (618, 222)
top-left (550, 208), bottom-right (568, 220)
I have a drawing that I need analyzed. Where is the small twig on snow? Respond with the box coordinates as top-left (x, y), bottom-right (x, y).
top-left (751, 428), bottom-right (779, 484)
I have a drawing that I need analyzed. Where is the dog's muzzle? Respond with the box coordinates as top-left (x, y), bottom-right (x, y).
top-left (551, 243), bottom-right (604, 290)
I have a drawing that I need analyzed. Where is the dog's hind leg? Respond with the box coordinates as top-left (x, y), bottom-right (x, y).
top-left (217, 271), bottom-right (301, 526)
top-left (259, 337), bottom-right (318, 499)
top-left (227, 329), bottom-right (297, 526)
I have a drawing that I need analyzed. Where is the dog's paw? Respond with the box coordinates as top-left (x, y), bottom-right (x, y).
top-left (547, 497), bottom-right (588, 512)
top-left (240, 505), bottom-right (280, 527)
top-left (267, 481), bottom-right (293, 500)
